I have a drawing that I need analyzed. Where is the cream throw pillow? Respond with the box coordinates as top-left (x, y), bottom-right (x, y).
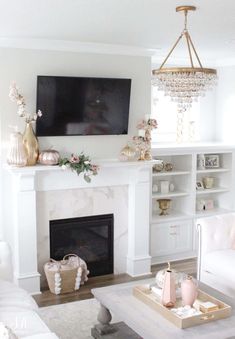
top-left (0, 322), bottom-right (18, 339)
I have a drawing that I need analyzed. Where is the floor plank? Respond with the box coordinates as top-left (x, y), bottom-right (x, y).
top-left (33, 258), bottom-right (197, 307)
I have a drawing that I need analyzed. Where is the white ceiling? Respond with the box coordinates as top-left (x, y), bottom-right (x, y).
top-left (0, 0), bottom-right (235, 64)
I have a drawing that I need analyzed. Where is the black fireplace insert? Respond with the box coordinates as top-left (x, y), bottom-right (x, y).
top-left (50, 214), bottom-right (114, 277)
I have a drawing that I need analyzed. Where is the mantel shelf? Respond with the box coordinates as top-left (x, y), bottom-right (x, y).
top-left (4, 158), bottom-right (157, 175)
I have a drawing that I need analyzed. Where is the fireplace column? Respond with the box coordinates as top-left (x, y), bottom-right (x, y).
top-left (10, 170), bottom-right (40, 294)
top-left (127, 166), bottom-right (152, 276)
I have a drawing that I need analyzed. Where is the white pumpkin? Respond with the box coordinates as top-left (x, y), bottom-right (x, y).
top-left (155, 263), bottom-right (187, 288)
top-left (39, 149), bottom-right (60, 165)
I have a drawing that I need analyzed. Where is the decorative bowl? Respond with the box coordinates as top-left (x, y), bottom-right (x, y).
top-left (157, 199), bottom-right (171, 216)
top-left (153, 160), bottom-right (164, 172)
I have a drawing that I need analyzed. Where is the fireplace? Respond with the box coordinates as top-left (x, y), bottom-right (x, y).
top-left (50, 214), bottom-right (114, 277)
top-left (7, 161), bottom-right (152, 293)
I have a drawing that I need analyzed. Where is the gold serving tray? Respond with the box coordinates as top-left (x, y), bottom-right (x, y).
top-left (133, 285), bottom-right (232, 329)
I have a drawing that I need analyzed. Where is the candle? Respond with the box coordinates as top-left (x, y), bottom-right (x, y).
top-left (138, 129), bottom-right (145, 137)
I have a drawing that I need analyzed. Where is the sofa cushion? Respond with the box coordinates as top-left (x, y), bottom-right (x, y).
top-left (203, 249), bottom-right (235, 281)
top-left (0, 280), bottom-right (38, 311)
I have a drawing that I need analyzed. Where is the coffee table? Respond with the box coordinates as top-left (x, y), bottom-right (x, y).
top-left (91, 278), bottom-right (235, 339)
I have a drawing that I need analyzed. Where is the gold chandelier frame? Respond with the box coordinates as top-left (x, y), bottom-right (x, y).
top-left (152, 6), bottom-right (217, 76)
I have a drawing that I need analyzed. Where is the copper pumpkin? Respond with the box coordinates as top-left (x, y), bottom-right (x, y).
top-left (39, 149), bottom-right (60, 165)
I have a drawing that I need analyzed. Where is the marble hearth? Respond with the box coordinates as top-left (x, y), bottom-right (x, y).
top-left (6, 159), bottom-right (154, 294)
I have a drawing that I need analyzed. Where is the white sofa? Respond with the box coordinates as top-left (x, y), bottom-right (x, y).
top-left (197, 213), bottom-right (235, 298)
top-left (0, 241), bottom-right (58, 339)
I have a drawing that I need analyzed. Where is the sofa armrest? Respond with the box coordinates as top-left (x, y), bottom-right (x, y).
top-left (0, 241), bottom-right (13, 281)
top-left (197, 214), bottom-right (235, 255)
top-left (197, 213), bottom-right (235, 281)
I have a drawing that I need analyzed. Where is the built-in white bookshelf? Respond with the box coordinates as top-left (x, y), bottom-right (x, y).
top-left (150, 144), bottom-right (235, 265)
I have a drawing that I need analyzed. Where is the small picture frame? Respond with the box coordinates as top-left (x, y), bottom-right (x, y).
top-left (196, 181), bottom-right (204, 190)
top-left (205, 199), bottom-right (214, 210)
top-left (205, 154), bottom-right (220, 168)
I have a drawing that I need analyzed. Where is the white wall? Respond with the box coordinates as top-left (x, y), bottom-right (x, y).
top-left (199, 89), bottom-right (217, 141)
top-left (0, 47), bottom-right (151, 237)
top-left (215, 66), bottom-right (235, 143)
top-left (0, 48), bottom-right (151, 160)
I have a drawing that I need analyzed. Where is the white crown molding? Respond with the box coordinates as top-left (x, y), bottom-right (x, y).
top-left (0, 37), bottom-right (159, 57)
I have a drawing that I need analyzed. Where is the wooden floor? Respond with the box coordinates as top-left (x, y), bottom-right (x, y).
top-left (33, 258), bottom-right (197, 307)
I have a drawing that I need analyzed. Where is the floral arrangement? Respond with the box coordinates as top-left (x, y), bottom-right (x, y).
top-left (137, 118), bottom-right (158, 130)
top-left (59, 153), bottom-right (99, 183)
top-left (9, 82), bottom-right (42, 123)
top-left (133, 115), bottom-right (158, 160)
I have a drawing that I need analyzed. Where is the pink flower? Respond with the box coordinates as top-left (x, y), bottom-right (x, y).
top-left (70, 154), bottom-right (80, 163)
top-left (91, 165), bottom-right (99, 175)
top-left (147, 119), bottom-right (158, 128)
top-left (137, 120), bottom-right (146, 129)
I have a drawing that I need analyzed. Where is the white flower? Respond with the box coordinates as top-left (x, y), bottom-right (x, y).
top-left (61, 165), bottom-right (67, 170)
top-left (0, 322), bottom-right (9, 338)
top-left (17, 105), bottom-right (26, 117)
top-left (16, 99), bottom-right (23, 105)
top-left (84, 160), bottom-right (90, 165)
top-left (37, 109), bottom-right (42, 117)
top-left (9, 82), bottom-right (43, 123)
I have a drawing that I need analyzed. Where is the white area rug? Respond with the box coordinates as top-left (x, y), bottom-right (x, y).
top-left (38, 298), bottom-right (119, 339)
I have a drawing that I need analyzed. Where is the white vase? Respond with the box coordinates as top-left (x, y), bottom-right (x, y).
top-left (197, 154), bottom-right (205, 170)
top-left (7, 131), bottom-right (27, 167)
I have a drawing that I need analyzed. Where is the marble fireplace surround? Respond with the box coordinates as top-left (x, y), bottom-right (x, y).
top-left (7, 159), bottom-right (153, 294)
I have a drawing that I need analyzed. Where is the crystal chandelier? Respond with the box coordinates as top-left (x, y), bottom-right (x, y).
top-left (152, 5), bottom-right (217, 111)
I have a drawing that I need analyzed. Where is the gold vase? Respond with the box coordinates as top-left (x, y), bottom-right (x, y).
top-left (23, 122), bottom-right (39, 166)
top-left (157, 199), bottom-right (171, 216)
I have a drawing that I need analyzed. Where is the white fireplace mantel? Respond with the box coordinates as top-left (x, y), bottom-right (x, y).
top-left (5, 159), bottom-right (154, 294)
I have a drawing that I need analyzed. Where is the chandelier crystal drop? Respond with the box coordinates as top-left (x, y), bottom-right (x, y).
top-left (152, 6), bottom-right (217, 111)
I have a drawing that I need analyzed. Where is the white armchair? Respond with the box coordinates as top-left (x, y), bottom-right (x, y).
top-left (197, 213), bottom-right (235, 297)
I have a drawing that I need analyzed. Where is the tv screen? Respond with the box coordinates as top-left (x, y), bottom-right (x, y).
top-left (36, 76), bottom-right (131, 136)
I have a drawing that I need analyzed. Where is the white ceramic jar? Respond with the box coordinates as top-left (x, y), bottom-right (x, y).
top-left (160, 181), bottom-right (170, 194)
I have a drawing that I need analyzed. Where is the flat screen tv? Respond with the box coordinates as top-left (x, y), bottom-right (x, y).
top-left (36, 76), bottom-right (131, 136)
